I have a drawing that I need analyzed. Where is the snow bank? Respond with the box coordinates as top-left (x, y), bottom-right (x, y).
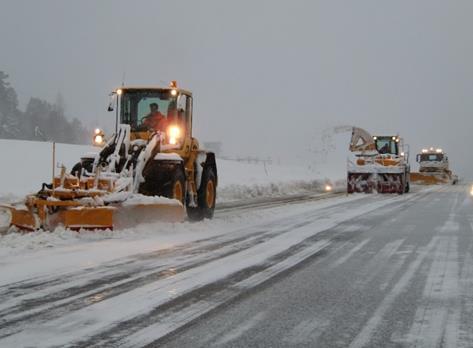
top-left (0, 139), bottom-right (97, 197)
top-left (0, 139), bottom-right (344, 204)
top-left (216, 159), bottom-right (342, 201)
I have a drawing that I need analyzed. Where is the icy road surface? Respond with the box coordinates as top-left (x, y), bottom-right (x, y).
top-left (1, 185), bottom-right (472, 347)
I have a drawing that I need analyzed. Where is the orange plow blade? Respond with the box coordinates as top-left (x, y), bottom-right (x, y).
top-left (410, 172), bottom-right (450, 185)
top-left (112, 202), bottom-right (185, 230)
top-left (47, 207), bottom-right (115, 231)
top-left (0, 198), bottom-right (185, 232)
top-left (0, 205), bottom-right (38, 232)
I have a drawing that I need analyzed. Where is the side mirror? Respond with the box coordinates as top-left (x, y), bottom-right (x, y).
top-left (416, 154), bottom-right (420, 162)
top-left (107, 93), bottom-right (117, 112)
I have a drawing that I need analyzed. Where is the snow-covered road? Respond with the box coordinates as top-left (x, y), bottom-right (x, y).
top-left (1, 184), bottom-right (464, 347)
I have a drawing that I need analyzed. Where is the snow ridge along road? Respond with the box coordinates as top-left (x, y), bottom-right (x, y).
top-left (0, 187), bottom-right (436, 347)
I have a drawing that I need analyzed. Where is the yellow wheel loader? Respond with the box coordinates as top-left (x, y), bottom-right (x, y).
top-left (410, 148), bottom-right (457, 185)
top-left (0, 82), bottom-right (218, 232)
top-left (347, 127), bottom-right (410, 194)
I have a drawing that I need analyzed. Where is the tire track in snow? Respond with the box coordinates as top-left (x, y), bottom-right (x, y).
top-left (0, 193), bottom-right (362, 302)
top-left (348, 236), bottom-right (439, 348)
top-left (0, 194), bottom-right (387, 316)
top-left (330, 238), bottom-right (371, 268)
top-left (403, 236), bottom-right (460, 348)
top-left (0, 195), bottom-right (384, 339)
top-left (0, 188), bottom-right (434, 347)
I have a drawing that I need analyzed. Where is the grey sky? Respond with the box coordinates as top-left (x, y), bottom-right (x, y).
top-left (1, 0), bottom-right (473, 176)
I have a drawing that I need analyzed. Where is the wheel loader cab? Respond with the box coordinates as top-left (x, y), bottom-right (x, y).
top-left (373, 136), bottom-right (400, 155)
top-left (117, 87), bottom-right (193, 146)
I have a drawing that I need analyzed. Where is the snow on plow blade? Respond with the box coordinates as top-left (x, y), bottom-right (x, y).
top-left (0, 205), bottom-right (38, 232)
top-left (410, 172), bottom-right (450, 185)
top-left (0, 203), bottom-right (115, 232)
top-left (112, 202), bottom-right (185, 229)
top-left (0, 196), bottom-right (185, 232)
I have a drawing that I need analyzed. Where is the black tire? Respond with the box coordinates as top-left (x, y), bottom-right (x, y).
top-left (71, 162), bottom-right (82, 176)
top-left (70, 160), bottom-right (93, 177)
top-left (139, 161), bottom-right (185, 204)
top-left (163, 168), bottom-right (186, 204)
top-left (187, 168), bottom-right (217, 221)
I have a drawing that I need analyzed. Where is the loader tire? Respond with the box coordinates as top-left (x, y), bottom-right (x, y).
top-left (71, 162), bottom-right (82, 176)
top-left (187, 168), bottom-right (216, 221)
top-left (71, 160), bottom-right (93, 178)
top-left (163, 169), bottom-right (186, 204)
top-left (139, 161), bottom-right (185, 204)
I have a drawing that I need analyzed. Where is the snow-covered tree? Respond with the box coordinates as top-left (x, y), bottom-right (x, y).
top-left (0, 70), bottom-right (90, 144)
top-left (0, 71), bottom-right (21, 138)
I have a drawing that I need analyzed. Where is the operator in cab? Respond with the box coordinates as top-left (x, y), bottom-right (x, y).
top-left (378, 142), bottom-right (390, 154)
top-left (142, 103), bottom-right (167, 132)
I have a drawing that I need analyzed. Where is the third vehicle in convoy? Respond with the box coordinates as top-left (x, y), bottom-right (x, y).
top-left (410, 147), bottom-right (458, 185)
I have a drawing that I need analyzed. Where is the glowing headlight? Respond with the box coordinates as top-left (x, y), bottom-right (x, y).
top-left (325, 184), bottom-right (333, 192)
top-left (93, 128), bottom-right (105, 146)
top-left (170, 89), bottom-right (177, 96)
top-left (116, 89), bottom-right (122, 95)
top-left (167, 126), bottom-right (181, 145)
top-left (94, 134), bottom-right (104, 145)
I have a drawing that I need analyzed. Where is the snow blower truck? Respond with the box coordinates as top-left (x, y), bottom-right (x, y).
top-left (0, 82), bottom-right (218, 232)
top-left (347, 127), bottom-right (410, 194)
top-left (410, 147), bottom-right (457, 185)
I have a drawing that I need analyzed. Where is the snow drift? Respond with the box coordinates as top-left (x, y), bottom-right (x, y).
top-left (0, 139), bottom-right (344, 203)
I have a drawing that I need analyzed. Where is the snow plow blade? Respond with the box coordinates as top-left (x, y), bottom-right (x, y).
top-left (0, 205), bottom-right (38, 232)
top-left (112, 203), bottom-right (185, 229)
top-left (0, 198), bottom-right (185, 232)
top-left (410, 172), bottom-right (450, 185)
top-left (0, 202), bottom-right (115, 232)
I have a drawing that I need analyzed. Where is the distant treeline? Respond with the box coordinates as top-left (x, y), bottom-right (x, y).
top-left (0, 71), bottom-right (89, 144)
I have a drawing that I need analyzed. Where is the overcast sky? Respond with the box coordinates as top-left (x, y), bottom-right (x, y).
top-left (1, 0), bottom-right (473, 176)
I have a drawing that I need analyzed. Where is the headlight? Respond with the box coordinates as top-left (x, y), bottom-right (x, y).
top-left (94, 134), bottom-right (104, 146)
top-left (167, 126), bottom-right (182, 145)
top-left (325, 184), bottom-right (333, 192)
top-left (93, 129), bottom-right (105, 146)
